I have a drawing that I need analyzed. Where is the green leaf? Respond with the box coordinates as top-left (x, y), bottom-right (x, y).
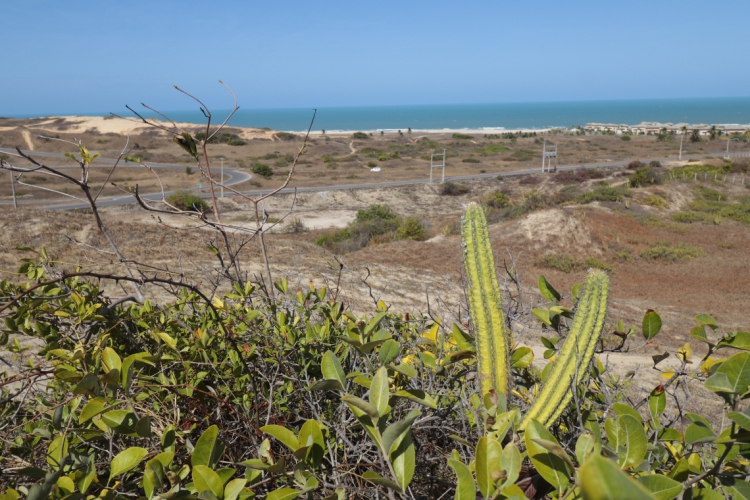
top-left (642, 310), bottom-right (662, 340)
top-left (321, 350), bottom-right (347, 388)
top-left (261, 424), bottom-right (299, 452)
top-left (364, 311), bottom-right (387, 336)
top-left (308, 379), bottom-right (345, 392)
top-left (717, 331), bottom-right (750, 351)
top-left (510, 346), bottom-right (534, 369)
top-left (342, 395), bottom-right (380, 420)
top-left (46, 435), bottom-right (68, 469)
top-left (539, 275), bottom-right (561, 302)
top-left (684, 421), bottom-right (716, 445)
top-left (109, 446), bottom-right (148, 481)
top-left (690, 325), bottom-right (709, 343)
top-left (612, 402), bottom-right (643, 423)
top-left (26, 468), bottom-right (63, 500)
top-left (382, 409), bottom-right (420, 456)
top-left (704, 352), bottom-right (750, 394)
top-left (389, 363), bottom-right (417, 378)
top-left (524, 419), bottom-right (572, 491)
top-left (192, 465), bottom-right (225, 498)
top-left (390, 424), bottom-right (415, 492)
top-left (500, 441), bottom-right (522, 490)
top-left (575, 432), bottom-right (599, 465)
top-left (101, 347), bottom-right (122, 372)
top-left (532, 308), bottom-right (552, 327)
top-left (298, 420), bottom-right (325, 468)
top-left (192, 425), bottom-right (220, 468)
top-left (224, 478), bottom-right (246, 500)
top-left (362, 470), bottom-right (402, 493)
top-left (79, 397), bottom-right (107, 424)
top-left (369, 366), bottom-right (390, 417)
top-left (722, 478), bottom-right (750, 500)
top-left (101, 409), bottom-right (137, 434)
top-left (728, 410), bottom-right (750, 432)
top-left (393, 389), bottom-right (437, 409)
top-left (648, 387), bottom-right (666, 420)
top-left (695, 314), bottom-right (718, 328)
top-left (143, 458), bottom-right (164, 499)
top-left (637, 475), bottom-right (683, 500)
top-left (447, 458), bottom-right (476, 500)
top-left (266, 487), bottom-right (301, 500)
top-left (475, 436), bottom-right (504, 498)
top-left (451, 324), bottom-right (475, 352)
top-left (532, 438), bottom-right (576, 473)
top-left (616, 415), bottom-right (647, 469)
top-left (580, 454), bottom-right (657, 500)
top-left (379, 339), bottom-right (401, 366)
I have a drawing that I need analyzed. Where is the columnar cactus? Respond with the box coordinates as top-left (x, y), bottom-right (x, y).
top-left (520, 269), bottom-right (609, 430)
top-left (461, 202), bottom-right (512, 398)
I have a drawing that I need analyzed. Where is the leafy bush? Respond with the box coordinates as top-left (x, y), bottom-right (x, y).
top-left (640, 242), bottom-right (704, 261)
top-left (352, 131), bottom-right (368, 139)
top-left (535, 253), bottom-right (614, 273)
top-left (483, 191), bottom-right (510, 208)
top-left (620, 134), bottom-right (631, 141)
top-left (627, 160), bottom-right (644, 170)
top-left (321, 155), bottom-right (333, 163)
top-left (577, 184), bottom-right (630, 204)
top-left (439, 181), bottom-right (469, 196)
top-left (251, 163), bottom-right (274, 178)
top-left (483, 144), bottom-right (509, 153)
top-left (629, 166), bottom-right (662, 187)
top-left (166, 190), bottom-right (210, 212)
top-left (316, 204), bottom-right (402, 252)
top-left (274, 131), bottom-right (297, 141)
top-left (194, 131), bottom-right (245, 145)
top-left (641, 194), bottom-right (668, 208)
top-left (671, 211), bottom-right (706, 223)
top-left (553, 168), bottom-right (605, 184)
top-left (461, 158), bottom-right (480, 163)
top-left (395, 217), bottom-right (426, 241)
top-left (452, 133), bottom-right (473, 140)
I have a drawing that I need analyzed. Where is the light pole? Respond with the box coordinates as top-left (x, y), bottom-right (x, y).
top-left (220, 157), bottom-right (224, 198)
top-left (727, 139), bottom-right (730, 158)
top-left (679, 136), bottom-right (683, 160)
top-left (10, 171), bottom-right (17, 210)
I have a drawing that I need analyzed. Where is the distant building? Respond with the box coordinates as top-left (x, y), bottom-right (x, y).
top-left (585, 121), bottom-right (750, 136)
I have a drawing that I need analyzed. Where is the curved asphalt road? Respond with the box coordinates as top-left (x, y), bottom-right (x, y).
top-left (0, 147), bottom-right (739, 211)
top-left (0, 148), bottom-right (252, 209)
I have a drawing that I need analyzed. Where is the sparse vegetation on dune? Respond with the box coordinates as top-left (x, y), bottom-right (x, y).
top-left (2, 91), bottom-right (750, 499)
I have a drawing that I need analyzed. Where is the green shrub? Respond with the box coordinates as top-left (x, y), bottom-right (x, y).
top-left (321, 155), bottom-right (333, 163)
top-left (439, 181), bottom-right (469, 196)
top-left (620, 134), bottom-right (631, 141)
top-left (251, 163), bottom-right (274, 178)
top-left (356, 204), bottom-right (398, 222)
top-left (396, 217), bottom-right (426, 241)
top-left (629, 166), bottom-right (661, 187)
top-left (577, 184), bottom-right (629, 204)
top-left (377, 154), bottom-right (388, 161)
top-left (452, 133), bottom-right (474, 140)
top-left (462, 158), bottom-right (480, 163)
top-left (640, 242), bottom-right (704, 262)
top-left (274, 132), bottom-right (297, 141)
top-left (352, 131), bottom-right (368, 139)
top-left (226, 138), bottom-right (245, 146)
top-left (166, 190), bottom-right (210, 212)
top-left (483, 191), bottom-right (510, 208)
top-left (483, 144), bottom-right (509, 153)
top-left (535, 254), bottom-right (614, 273)
top-left (671, 211), bottom-right (706, 223)
top-left (641, 194), bottom-right (668, 208)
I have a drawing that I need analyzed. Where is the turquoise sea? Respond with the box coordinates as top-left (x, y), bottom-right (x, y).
top-left (154, 97), bottom-right (750, 132)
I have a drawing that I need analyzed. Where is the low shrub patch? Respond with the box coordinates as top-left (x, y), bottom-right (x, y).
top-left (629, 166), bottom-right (662, 187)
top-left (166, 190), bottom-right (211, 212)
top-left (641, 194), bottom-right (668, 208)
top-left (535, 254), bottom-right (614, 273)
top-left (251, 163), bottom-right (274, 178)
top-left (553, 168), bottom-right (605, 184)
top-left (439, 182), bottom-right (469, 196)
top-left (352, 131), bottom-right (368, 139)
top-left (452, 133), bottom-right (474, 140)
top-left (640, 242), bottom-right (704, 262)
top-left (462, 158), bottom-right (480, 163)
top-left (576, 184), bottom-right (630, 204)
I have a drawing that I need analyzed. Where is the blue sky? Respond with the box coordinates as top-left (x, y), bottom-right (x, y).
top-left (3, 1), bottom-right (749, 115)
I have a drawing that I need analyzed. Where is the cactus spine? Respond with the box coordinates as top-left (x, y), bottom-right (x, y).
top-left (461, 202), bottom-right (512, 397)
top-left (520, 269), bottom-right (609, 430)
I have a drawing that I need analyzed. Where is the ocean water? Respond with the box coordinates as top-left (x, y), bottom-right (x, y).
top-left (24, 97), bottom-right (750, 132)
top-left (153, 97), bottom-right (750, 132)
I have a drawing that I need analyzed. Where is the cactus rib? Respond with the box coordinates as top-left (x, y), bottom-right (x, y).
top-left (461, 202), bottom-right (512, 397)
top-left (520, 269), bottom-right (609, 430)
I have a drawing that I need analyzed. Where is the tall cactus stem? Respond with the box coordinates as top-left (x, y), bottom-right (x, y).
top-left (520, 269), bottom-right (610, 430)
top-left (461, 202), bottom-right (512, 398)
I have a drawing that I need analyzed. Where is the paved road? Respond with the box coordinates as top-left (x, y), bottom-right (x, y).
top-left (0, 148), bottom-right (251, 209)
top-left (0, 147), bottom-right (731, 211)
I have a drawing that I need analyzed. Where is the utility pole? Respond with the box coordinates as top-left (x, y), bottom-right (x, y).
top-left (220, 157), bottom-right (224, 198)
top-left (727, 139), bottom-right (730, 158)
top-left (10, 171), bottom-right (17, 210)
top-left (679, 136), bottom-right (683, 160)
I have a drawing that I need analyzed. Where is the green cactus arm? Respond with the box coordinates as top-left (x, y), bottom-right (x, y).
top-left (520, 269), bottom-right (610, 430)
top-left (461, 202), bottom-right (512, 397)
